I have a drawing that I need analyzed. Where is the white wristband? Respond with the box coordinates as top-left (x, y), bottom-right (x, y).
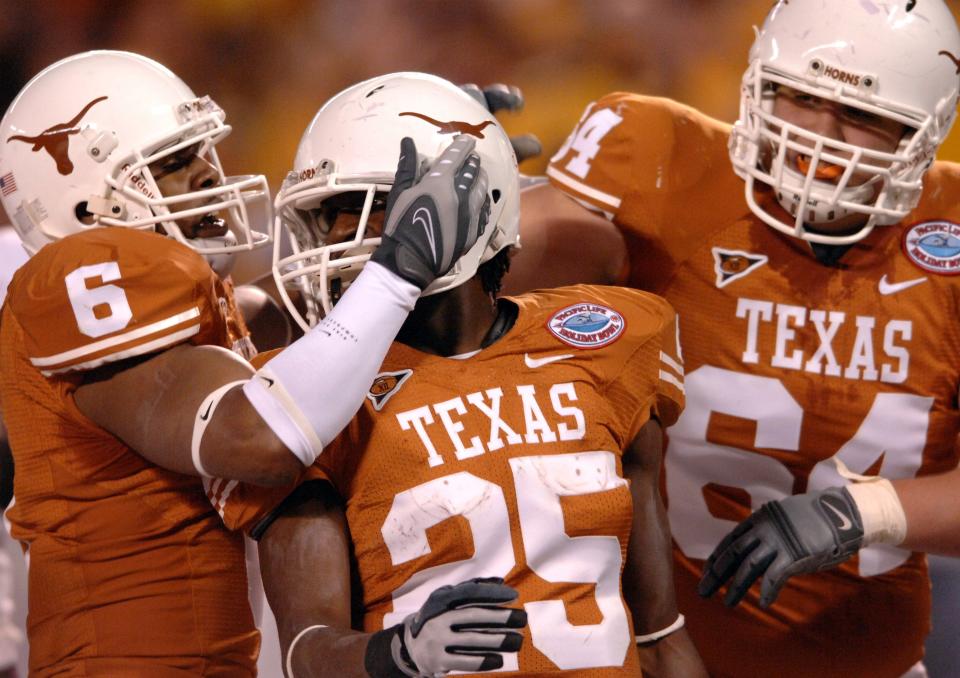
top-left (243, 262), bottom-right (419, 466)
top-left (635, 613), bottom-right (685, 644)
top-left (285, 624), bottom-right (328, 678)
top-left (191, 380), bottom-right (248, 477)
top-left (834, 458), bottom-right (907, 547)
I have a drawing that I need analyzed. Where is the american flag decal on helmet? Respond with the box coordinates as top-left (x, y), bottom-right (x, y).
top-left (0, 172), bottom-right (16, 196)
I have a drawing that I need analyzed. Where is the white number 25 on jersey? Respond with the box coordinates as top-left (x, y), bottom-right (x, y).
top-left (381, 451), bottom-right (632, 672)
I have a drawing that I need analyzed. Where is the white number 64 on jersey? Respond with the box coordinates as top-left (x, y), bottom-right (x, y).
top-left (667, 366), bottom-right (930, 577)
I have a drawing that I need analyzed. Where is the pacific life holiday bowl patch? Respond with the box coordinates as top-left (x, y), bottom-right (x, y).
top-left (902, 221), bottom-right (960, 275)
top-left (547, 302), bottom-right (625, 349)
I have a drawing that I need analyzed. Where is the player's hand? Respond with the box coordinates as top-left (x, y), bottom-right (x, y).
top-left (370, 576), bottom-right (526, 677)
top-left (460, 83), bottom-right (542, 163)
top-left (372, 136), bottom-right (490, 290)
top-left (698, 487), bottom-right (864, 609)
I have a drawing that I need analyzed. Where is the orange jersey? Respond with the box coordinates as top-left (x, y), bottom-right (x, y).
top-left (0, 228), bottom-right (259, 676)
top-left (549, 93), bottom-right (960, 678)
top-left (222, 285), bottom-right (684, 677)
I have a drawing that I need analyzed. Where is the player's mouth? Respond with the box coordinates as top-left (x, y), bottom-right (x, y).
top-left (188, 212), bottom-right (229, 239)
top-left (796, 155), bottom-right (843, 181)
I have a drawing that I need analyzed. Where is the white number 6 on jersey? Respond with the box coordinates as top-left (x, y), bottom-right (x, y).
top-left (65, 262), bottom-right (133, 338)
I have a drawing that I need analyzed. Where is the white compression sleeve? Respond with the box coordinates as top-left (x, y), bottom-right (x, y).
top-left (243, 262), bottom-right (419, 465)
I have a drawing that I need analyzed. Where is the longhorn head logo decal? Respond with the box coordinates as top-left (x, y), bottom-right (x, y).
top-left (7, 96), bottom-right (109, 175)
top-left (940, 50), bottom-right (960, 74)
top-left (399, 112), bottom-right (495, 139)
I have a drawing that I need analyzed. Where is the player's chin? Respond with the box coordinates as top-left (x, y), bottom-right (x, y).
top-left (803, 211), bottom-right (871, 236)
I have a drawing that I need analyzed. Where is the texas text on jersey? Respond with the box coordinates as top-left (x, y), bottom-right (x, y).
top-left (0, 228), bottom-right (259, 675)
top-left (217, 284), bottom-right (685, 676)
top-left (547, 92), bottom-right (960, 677)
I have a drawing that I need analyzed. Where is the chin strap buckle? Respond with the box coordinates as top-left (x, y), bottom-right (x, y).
top-left (86, 194), bottom-right (124, 219)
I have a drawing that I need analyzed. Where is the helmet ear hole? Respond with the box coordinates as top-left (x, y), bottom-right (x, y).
top-left (492, 189), bottom-right (501, 203)
top-left (74, 201), bottom-right (95, 225)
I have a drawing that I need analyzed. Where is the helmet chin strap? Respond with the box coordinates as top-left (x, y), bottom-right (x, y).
top-left (771, 160), bottom-right (878, 226)
top-left (194, 231), bottom-right (238, 277)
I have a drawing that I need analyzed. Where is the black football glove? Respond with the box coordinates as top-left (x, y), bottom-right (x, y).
top-left (372, 135), bottom-right (491, 290)
top-left (365, 577), bottom-right (526, 678)
top-left (698, 487), bottom-right (864, 609)
top-left (460, 82), bottom-right (542, 163)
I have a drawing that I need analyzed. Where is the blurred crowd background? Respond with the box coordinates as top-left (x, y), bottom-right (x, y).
top-left (2, 1), bottom-right (960, 676)
top-left (6, 0), bottom-right (959, 185)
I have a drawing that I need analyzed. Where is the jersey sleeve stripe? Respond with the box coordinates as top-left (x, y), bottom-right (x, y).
top-left (212, 480), bottom-right (238, 519)
top-left (546, 165), bottom-right (622, 209)
top-left (38, 324), bottom-right (201, 376)
top-left (660, 350), bottom-right (684, 376)
top-left (659, 369), bottom-right (685, 393)
top-left (30, 307), bottom-right (201, 367)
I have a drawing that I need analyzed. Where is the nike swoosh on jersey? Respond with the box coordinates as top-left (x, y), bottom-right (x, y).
top-left (878, 274), bottom-right (927, 295)
top-left (823, 500), bottom-right (853, 531)
top-left (524, 353), bottom-right (574, 369)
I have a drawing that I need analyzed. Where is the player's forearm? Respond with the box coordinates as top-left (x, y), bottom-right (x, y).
top-left (622, 422), bottom-right (683, 633)
top-left (623, 479), bottom-right (681, 632)
top-left (284, 626), bottom-right (376, 678)
top-left (199, 386), bottom-right (304, 485)
top-left (624, 487), bottom-right (707, 678)
top-left (636, 629), bottom-right (708, 678)
top-left (74, 344), bottom-right (303, 486)
top-left (893, 468), bottom-right (960, 555)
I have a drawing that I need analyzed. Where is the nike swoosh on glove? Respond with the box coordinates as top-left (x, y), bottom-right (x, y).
top-left (371, 135), bottom-right (490, 290)
top-left (698, 486), bottom-right (864, 609)
top-left (365, 576), bottom-right (526, 678)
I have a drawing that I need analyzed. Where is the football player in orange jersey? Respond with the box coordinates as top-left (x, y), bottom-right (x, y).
top-left (209, 72), bottom-right (705, 677)
top-left (0, 51), bottom-right (491, 676)
top-left (505, 1), bottom-right (960, 677)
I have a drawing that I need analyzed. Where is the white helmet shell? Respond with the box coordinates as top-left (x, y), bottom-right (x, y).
top-left (273, 72), bottom-right (520, 330)
top-left (0, 50), bottom-right (271, 261)
top-left (729, 0), bottom-right (960, 244)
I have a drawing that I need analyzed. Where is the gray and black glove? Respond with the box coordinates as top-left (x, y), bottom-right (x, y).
top-left (698, 487), bottom-right (864, 609)
top-left (460, 82), bottom-right (542, 163)
top-left (372, 135), bottom-right (491, 290)
top-left (365, 577), bottom-right (526, 678)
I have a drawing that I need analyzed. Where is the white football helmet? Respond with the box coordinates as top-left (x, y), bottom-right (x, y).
top-left (274, 72), bottom-right (519, 330)
top-left (0, 50), bottom-right (270, 265)
top-left (729, 0), bottom-right (960, 244)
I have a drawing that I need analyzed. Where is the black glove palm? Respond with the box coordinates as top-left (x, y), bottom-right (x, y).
top-left (698, 487), bottom-right (864, 609)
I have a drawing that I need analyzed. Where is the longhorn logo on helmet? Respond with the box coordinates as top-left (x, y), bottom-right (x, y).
top-left (7, 96), bottom-right (109, 175)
